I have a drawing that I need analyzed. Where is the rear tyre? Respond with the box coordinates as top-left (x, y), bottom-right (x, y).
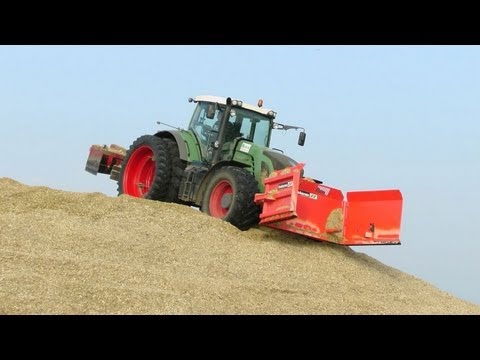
top-left (201, 166), bottom-right (260, 230)
top-left (118, 135), bottom-right (171, 200)
top-left (163, 137), bottom-right (187, 203)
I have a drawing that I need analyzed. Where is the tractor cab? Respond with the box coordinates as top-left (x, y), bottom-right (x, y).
top-left (188, 95), bottom-right (275, 164)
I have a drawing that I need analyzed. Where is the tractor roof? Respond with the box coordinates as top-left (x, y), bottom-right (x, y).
top-left (193, 95), bottom-right (276, 117)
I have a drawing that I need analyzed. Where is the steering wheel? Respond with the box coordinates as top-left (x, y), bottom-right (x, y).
top-left (201, 124), bottom-right (218, 139)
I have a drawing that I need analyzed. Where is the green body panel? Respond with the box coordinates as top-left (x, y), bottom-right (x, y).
top-left (167, 129), bottom-right (275, 185)
top-left (157, 127), bottom-right (296, 196)
top-left (154, 129), bottom-right (202, 163)
top-left (176, 129), bottom-right (203, 163)
top-left (230, 140), bottom-right (263, 192)
top-left (226, 139), bottom-right (296, 193)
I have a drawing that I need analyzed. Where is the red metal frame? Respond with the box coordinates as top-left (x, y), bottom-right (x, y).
top-left (85, 145), bottom-right (125, 176)
top-left (255, 163), bottom-right (403, 246)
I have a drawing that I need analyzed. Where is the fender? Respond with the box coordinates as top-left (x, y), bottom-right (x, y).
top-left (154, 130), bottom-right (188, 161)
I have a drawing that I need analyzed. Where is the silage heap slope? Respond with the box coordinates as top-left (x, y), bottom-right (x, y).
top-left (1, 177), bottom-right (478, 314)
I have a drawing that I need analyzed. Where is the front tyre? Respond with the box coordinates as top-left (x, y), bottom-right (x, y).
top-left (201, 166), bottom-right (260, 230)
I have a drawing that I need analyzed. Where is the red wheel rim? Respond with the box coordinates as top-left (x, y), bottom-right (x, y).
top-left (122, 145), bottom-right (155, 197)
top-left (209, 180), bottom-right (233, 218)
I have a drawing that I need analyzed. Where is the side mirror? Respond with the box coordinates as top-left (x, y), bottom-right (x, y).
top-left (298, 131), bottom-right (306, 146)
top-left (206, 103), bottom-right (216, 119)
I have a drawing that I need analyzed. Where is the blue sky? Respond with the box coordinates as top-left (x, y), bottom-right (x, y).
top-left (1, 45), bottom-right (479, 305)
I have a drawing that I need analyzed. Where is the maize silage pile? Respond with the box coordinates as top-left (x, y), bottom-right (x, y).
top-left (1, 177), bottom-right (479, 314)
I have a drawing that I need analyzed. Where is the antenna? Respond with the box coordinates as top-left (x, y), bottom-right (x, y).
top-left (157, 121), bottom-right (181, 130)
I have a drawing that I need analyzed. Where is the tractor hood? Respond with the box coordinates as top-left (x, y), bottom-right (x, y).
top-left (263, 149), bottom-right (298, 170)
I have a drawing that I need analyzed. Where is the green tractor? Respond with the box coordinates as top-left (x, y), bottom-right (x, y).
top-left (87, 95), bottom-right (403, 246)
top-left (86, 95), bottom-right (306, 230)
